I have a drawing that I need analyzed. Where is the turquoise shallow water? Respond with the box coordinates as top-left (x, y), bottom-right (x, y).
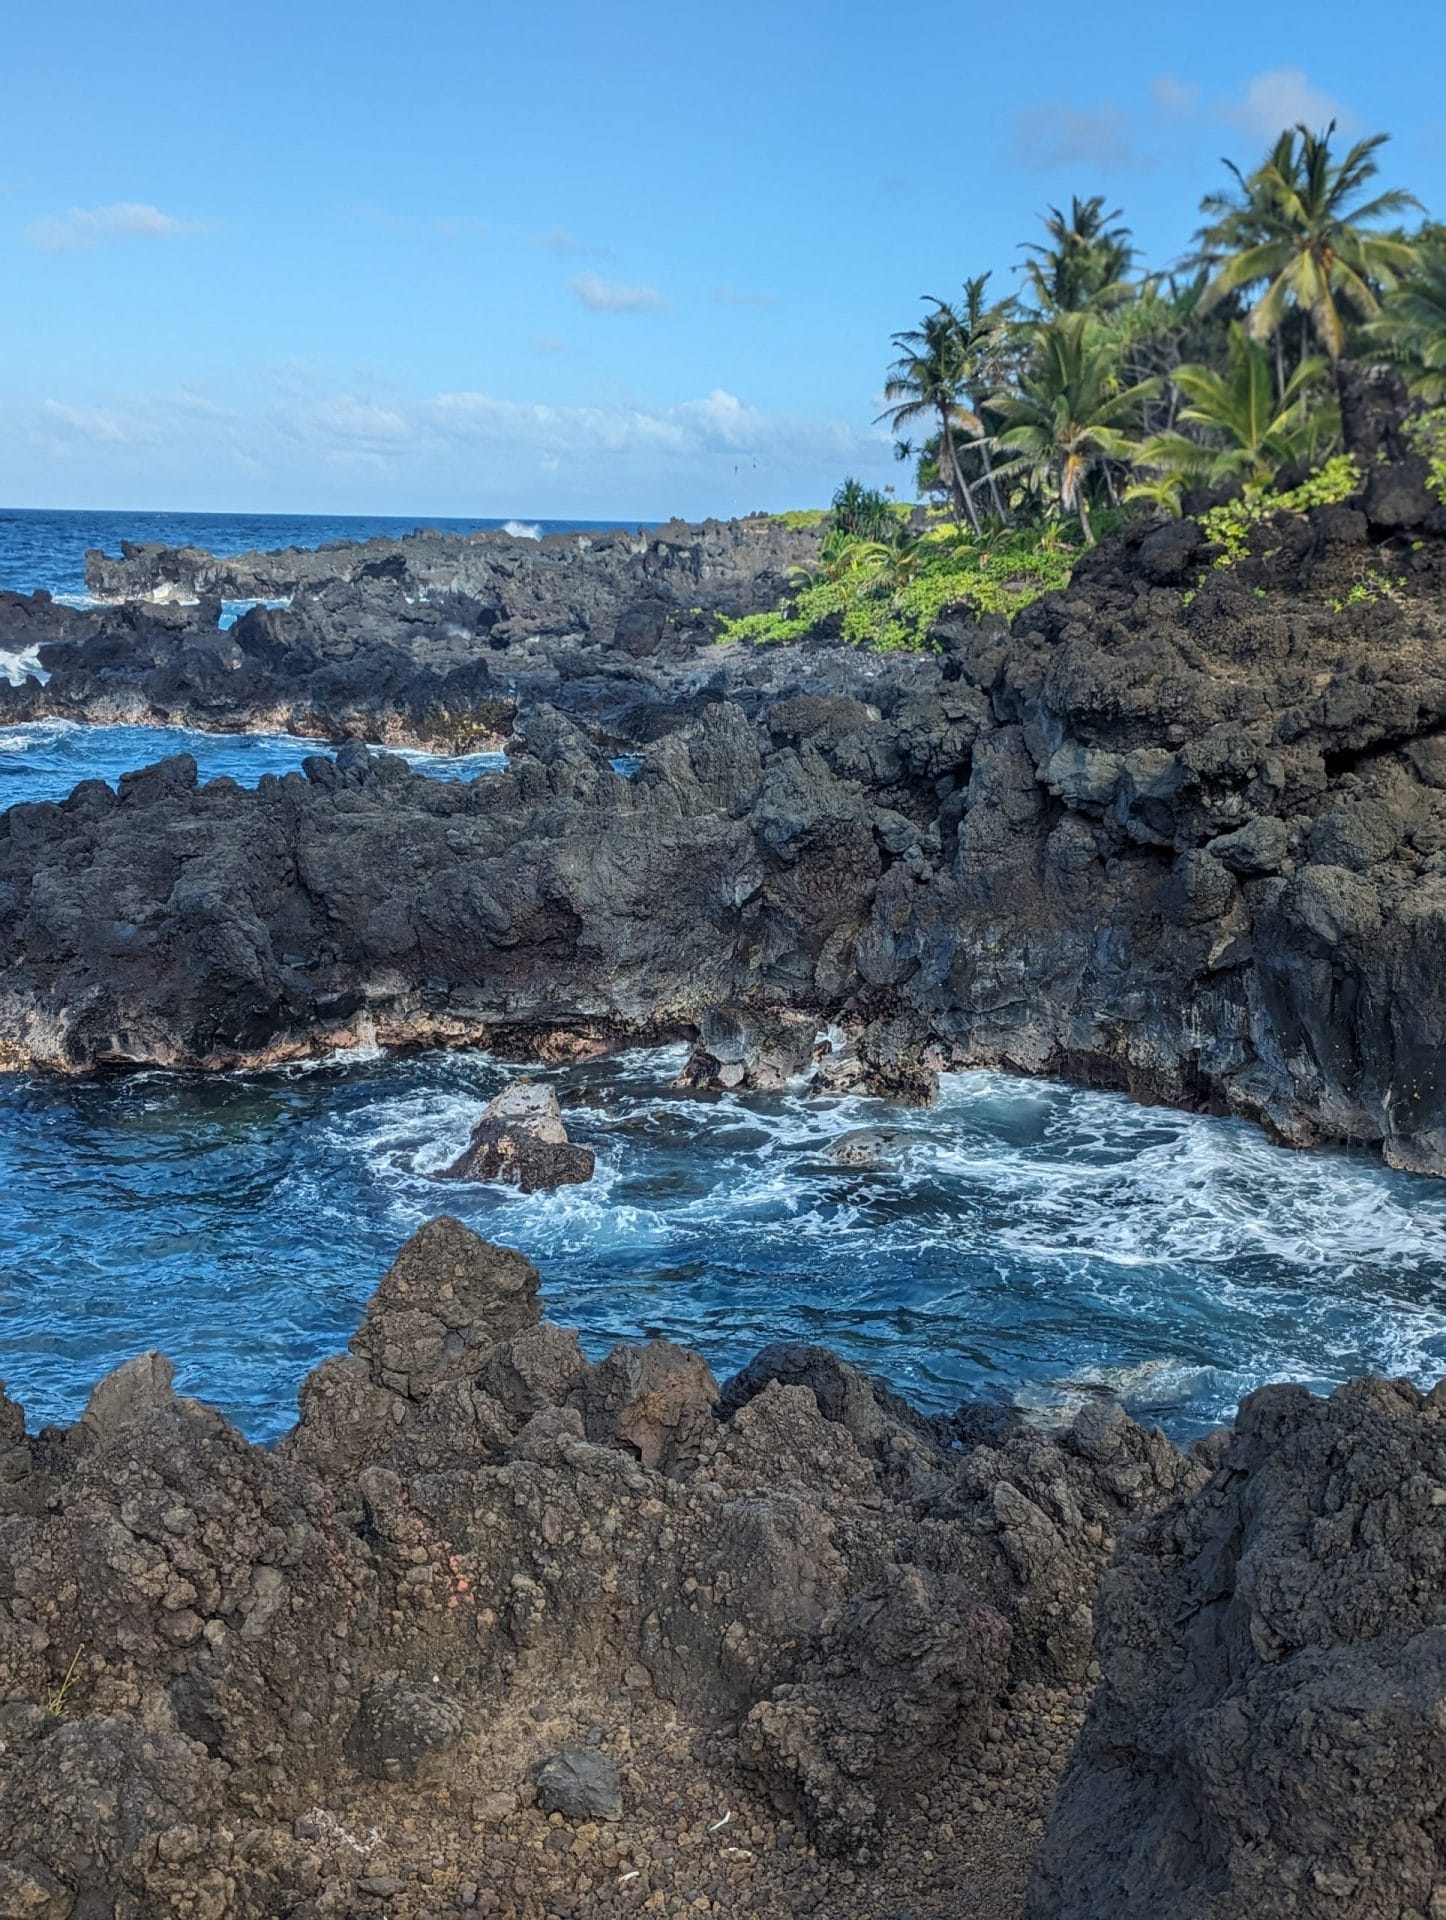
top-left (1, 515), bottom-right (1443, 1443)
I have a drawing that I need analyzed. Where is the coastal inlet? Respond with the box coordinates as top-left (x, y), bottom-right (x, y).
top-left (2, 1041), bottom-right (1443, 1442)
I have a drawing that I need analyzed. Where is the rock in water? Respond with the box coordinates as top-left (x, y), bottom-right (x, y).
top-left (826, 1126), bottom-right (910, 1170)
top-left (674, 1002), bottom-right (818, 1092)
top-left (441, 1081), bottom-right (595, 1192)
top-left (534, 1749), bottom-right (625, 1823)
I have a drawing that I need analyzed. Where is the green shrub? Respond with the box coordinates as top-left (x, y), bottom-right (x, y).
top-left (1198, 454), bottom-right (1362, 567)
top-left (1404, 408), bottom-right (1446, 504)
top-left (721, 522), bottom-right (1085, 652)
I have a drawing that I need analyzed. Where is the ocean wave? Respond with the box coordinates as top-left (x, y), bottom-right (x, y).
top-left (503, 520), bottom-right (543, 540)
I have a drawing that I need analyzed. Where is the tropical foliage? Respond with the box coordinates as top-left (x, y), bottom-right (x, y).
top-left (1130, 323), bottom-right (1331, 488)
top-left (737, 117), bottom-right (1442, 649)
top-left (1194, 126), bottom-right (1419, 359)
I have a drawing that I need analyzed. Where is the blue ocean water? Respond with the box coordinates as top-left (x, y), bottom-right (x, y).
top-left (0, 510), bottom-right (1443, 1443)
top-left (0, 717), bottom-right (504, 808)
top-left (0, 505), bottom-right (643, 600)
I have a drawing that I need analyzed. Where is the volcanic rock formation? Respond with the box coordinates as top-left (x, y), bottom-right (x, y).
top-left (3, 375), bottom-right (1446, 1173)
top-left (1026, 1373), bottom-right (1446, 1920)
top-left (0, 1218), bottom-right (1200, 1918)
top-left (442, 1080), bottom-right (595, 1191)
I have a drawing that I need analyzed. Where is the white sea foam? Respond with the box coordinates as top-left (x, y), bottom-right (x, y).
top-left (0, 717), bottom-right (82, 751)
top-left (0, 646), bottom-right (48, 688)
top-left (503, 520), bottom-right (543, 540)
top-left (151, 1042), bottom-right (1446, 1434)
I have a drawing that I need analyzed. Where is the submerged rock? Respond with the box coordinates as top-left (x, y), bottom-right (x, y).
top-left (826, 1126), bottom-right (911, 1169)
top-left (441, 1080), bottom-right (595, 1191)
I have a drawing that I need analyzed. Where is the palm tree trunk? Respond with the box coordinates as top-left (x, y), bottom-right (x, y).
top-left (966, 389), bottom-right (1009, 524)
top-left (1274, 329), bottom-right (1287, 408)
top-left (940, 407), bottom-right (982, 534)
top-left (1076, 490), bottom-right (1095, 545)
top-left (978, 432), bottom-right (1009, 525)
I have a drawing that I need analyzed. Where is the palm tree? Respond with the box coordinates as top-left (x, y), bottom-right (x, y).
top-left (1365, 229), bottom-right (1446, 401)
top-left (994, 314), bottom-right (1158, 542)
top-left (956, 272), bottom-right (1016, 522)
top-left (878, 302), bottom-right (984, 531)
top-left (1198, 124), bottom-right (1420, 367)
top-left (1023, 196), bottom-right (1137, 314)
top-left (1133, 322), bottom-right (1331, 487)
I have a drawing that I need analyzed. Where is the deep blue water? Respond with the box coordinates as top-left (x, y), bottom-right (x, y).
top-left (0, 506), bottom-right (643, 600)
top-left (0, 511), bottom-right (1443, 1443)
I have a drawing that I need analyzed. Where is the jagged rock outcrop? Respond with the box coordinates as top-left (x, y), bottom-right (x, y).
top-left (1026, 1375), bottom-right (1446, 1920)
top-left (3, 383), bottom-right (1446, 1170)
top-left (0, 517), bottom-right (821, 748)
top-left (0, 1219), bottom-right (1200, 1917)
top-left (80, 515), bottom-right (821, 621)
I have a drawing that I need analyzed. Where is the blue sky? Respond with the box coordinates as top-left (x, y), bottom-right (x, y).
top-left (2, 0), bottom-right (1443, 519)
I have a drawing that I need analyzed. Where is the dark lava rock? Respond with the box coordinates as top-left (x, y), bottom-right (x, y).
top-left (534, 1749), bottom-right (624, 1823)
top-left (0, 1219), bottom-right (1207, 1911)
top-left (5, 382), bottom-right (1446, 1176)
top-left (675, 1001), bottom-right (818, 1093)
top-left (1025, 1375), bottom-right (1446, 1919)
top-left (347, 1680), bottom-right (464, 1782)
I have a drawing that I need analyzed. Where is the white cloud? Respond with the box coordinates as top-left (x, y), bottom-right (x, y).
top-left (26, 201), bottom-right (208, 254)
top-left (5, 377), bottom-right (890, 517)
top-left (1220, 69), bottom-right (1356, 142)
top-left (1014, 105), bottom-right (1136, 172)
top-left (570, 270), bottom-right (670, 314)
top-left (37, 400), bottom-right (134, 442)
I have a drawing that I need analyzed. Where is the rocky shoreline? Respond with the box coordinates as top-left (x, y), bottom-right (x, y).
top-left (0, 376), bottom-right (1443, 1914)
top-left (0, 517), bottom-right (821, 752)
top-left (0, 1218), bottom-right (1438, 1919)
top-left (2, 380), bottom-right (1446, 1167)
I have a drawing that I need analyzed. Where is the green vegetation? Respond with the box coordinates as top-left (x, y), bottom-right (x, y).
top-left (46, 1645), bottom-right (85, 1719)
top-left (1196, 127), bottom-right (1419, 360)
top-left (722, 515), bottom-right (1088, 651)
top-left (1198, 453), bottom-right (1362, 566)
top-left (1368, 231), bottom-right (1446, 400)
top-left (1404, 407), bottom-right (1446, 502)
top-left (740, 119), bottom-right (1442, 651)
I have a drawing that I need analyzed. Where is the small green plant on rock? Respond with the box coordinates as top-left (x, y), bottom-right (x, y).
top-left (722, 520), bottom-right (1086, 651)
top-left (1199, 454), bottom-right (1362, 569)
top-left (1404, 408), bottom-right (1446, 503)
